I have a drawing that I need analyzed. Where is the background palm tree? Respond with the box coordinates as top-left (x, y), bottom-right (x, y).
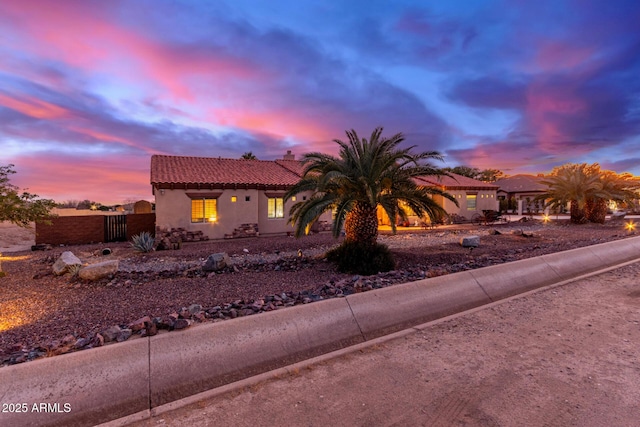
top-left (285, 127), bottom-right (456, 273)
top-left (537, 163), bottom-right (640, 224)
top-left (240, 152), bottom-right (257, 160)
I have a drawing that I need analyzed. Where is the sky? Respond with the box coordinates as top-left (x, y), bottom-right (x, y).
top-left (1, 0), bottom-right (639, 204)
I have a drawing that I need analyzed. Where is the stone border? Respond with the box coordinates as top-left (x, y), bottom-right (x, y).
top-left (1, 236), bottom-right (639, 426)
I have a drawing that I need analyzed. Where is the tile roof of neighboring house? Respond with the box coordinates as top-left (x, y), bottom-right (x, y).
top-left (494, 174), bottom-right (548, 193)
top-left (150, 155), bottom-right (304, 189)
top-left (416, 173), bottom-right (499, 189)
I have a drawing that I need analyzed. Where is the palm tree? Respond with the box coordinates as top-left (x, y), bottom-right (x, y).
top-left (240, 152), bottom-right (257, 160)
top-left (585, 170), bottom-right (640, 223)
top-left (285, 127), bottom-right (457, 246)
top-left (536, 163), bottom-right (640, 224)
top-left (536, 164), bottom-right (595, 223)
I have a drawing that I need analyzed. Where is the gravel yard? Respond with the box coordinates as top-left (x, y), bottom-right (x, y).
top-left (0, 219), bottom-right (637, 366)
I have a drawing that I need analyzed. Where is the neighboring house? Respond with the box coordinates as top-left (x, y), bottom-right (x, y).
top-left (494, 174), bottom-right (548, 214)
top-left (376, 173), bottom-right (499, 225)
top-left (150, 153), bottom-right (333, 239)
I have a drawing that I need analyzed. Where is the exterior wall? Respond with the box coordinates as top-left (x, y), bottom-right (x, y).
top-left (36, 214), bottom-right (156, 245)
top-left (154, 188), bottom-right (333, 239)
top-left (257, 191), bottom-right (334, 235)
top-left (154, 188), bottom-right (260, 240)
top-left (257, 192), bottom-right (292, 235)
top-left (36, 216), bottom-right (104, 245)
top-left (446, 190), bottom-right (498, 219)
top-left (126, 213), bottom-right (157, 240)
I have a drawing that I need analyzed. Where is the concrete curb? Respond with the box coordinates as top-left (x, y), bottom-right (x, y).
top-left (1, 236), bottom-right (639, 426)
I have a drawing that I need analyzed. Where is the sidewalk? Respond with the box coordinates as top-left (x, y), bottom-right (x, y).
top-left (128, 261), bottom-right (640, 427)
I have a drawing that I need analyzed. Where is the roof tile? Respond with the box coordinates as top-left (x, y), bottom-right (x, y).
top-left (150, 155), bottom-right (303, 187)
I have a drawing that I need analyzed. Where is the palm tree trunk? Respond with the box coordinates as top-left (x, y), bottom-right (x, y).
top-left (344, 201), bottom-right (378, 246)
top-left (585, 198), bottom-right (607, 223)
top-left (570, 200), bottom-right (587, 224)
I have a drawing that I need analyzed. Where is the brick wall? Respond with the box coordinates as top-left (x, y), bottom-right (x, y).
top-left (36, 213), bottom-right (156, 245)
top-left (126, 213), bottom-right (156, 240)
top-left (36, 216), bottom-right (104, 245)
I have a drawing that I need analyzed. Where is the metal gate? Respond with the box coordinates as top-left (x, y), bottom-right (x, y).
top-left (104, 215), bottom-right (127, 242)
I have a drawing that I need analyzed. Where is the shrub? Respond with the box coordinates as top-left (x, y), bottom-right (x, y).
top-left (67, 263), bottom-right (82, 278)
top-left (326, 241), bottom-right (395, 275)
top-left (131, 231), bottom-right (155, 252)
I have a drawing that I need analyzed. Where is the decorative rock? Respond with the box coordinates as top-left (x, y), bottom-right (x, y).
top-left (92, 333), bottom-right (105, 347)
top-left (101, 326), bottom-right (122, 343)
top-left (188, 304), bottom-right (203, 315)
top-left (128, 316), bottom-right (151, 332)
top-left (155, 315), bottom-right (175, 330)
top-left (202, 253), bottom-right (230, 272)
top-left (74, 337), bottom-right (92, 349)
top-left (173, 318), bottom-right (191, 330)
top-left (78, 260), bottom-right (119, 281)
top-left (488, 229), bottom-right (501, 235)
top-left (142, 321), bottom-right (157, 337)
top-left (116, 329), bottom-right (132, 342)
top-left (460, 236), bottom-right (480, 248)
top-left (52, 251), bottom-right (82, 275)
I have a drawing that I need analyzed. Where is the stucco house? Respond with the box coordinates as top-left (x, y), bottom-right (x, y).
top-left (151, 154), bottom-right (499, 238)
top-left (376, 173), bottom-right (499, 225)
top-left (151, 153), bottom-right (334, 239)
top-left (418, 174), bottom-right (499, 218)
top-left (494, 174), bottom-right (548, 214)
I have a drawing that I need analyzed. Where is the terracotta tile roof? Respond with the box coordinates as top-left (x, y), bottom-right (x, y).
top-left (416, 173), bottom-right (499, 189)
top-left (274, 159), bottom-right (307, 176)
top-left (494, 174), bottom-right (548, 193)
top-left (151, 155), bottom-right (498, 191)
top-left (150, 155), bottom-right (304, 188)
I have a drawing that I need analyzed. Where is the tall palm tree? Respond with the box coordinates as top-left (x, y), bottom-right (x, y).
top-left (285, 127), bottom-right (457, 246)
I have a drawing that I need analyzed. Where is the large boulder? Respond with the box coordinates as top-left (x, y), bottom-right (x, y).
top-left (52, 251), bottom-right (82, 276)
top-left (203, 253), bottom-right (230, 272)
top-left (460, 235), bottom-right (480, 248)
top-left (78, 260), bottom-right (119, 281)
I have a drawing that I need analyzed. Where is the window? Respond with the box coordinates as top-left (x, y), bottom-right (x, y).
top-left (268, 197), bottom-right (284, 218)
top-left (231, 196), bottom-right (237, 203)
top-left (245, 196), bottom-right (251, 202)
top-left (291, 196), bottom-right (297, 202)
top-left (466, 194), bottom-right (477, 210)
top-left (191, 198), bottom-right (217, 222)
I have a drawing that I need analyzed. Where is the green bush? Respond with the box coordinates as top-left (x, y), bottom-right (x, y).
top-left (131, 231), bottom-right (155, 252)
top-left (326, 241), bottom-right (395, 275)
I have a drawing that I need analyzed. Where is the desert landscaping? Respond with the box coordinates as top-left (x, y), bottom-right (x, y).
top-left (1, 218), bottom-right (637, 368)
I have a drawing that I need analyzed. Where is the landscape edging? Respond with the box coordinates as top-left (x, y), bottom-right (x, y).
top-left (1, 235), bottom-right (639, 427)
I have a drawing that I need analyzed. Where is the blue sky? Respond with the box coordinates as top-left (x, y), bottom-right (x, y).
top-left (1, 0), bottom-right (639, 203)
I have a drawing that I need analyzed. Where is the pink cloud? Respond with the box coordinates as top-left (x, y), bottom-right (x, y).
top-left (530, 41), bottom-right (596, 73)
top-left (11, 154), bottom-right (152, 204)
top-left (67, 127), bottom-right (164, 155)
top-left (1, 1), bottom-right (263, 102)
top-left (0, 93), bottom-right (69, 119)
top-left (209, 100), bottom-right (345, 151)
top-left (524, 81), bottom-right (587, 153)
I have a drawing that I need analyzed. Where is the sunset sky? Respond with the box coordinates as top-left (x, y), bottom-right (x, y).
top-left (2, 0), bottom-right (639, 204)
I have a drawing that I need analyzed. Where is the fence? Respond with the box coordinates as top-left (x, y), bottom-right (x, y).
top-left (36, 213), bottom-right (155, 246)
